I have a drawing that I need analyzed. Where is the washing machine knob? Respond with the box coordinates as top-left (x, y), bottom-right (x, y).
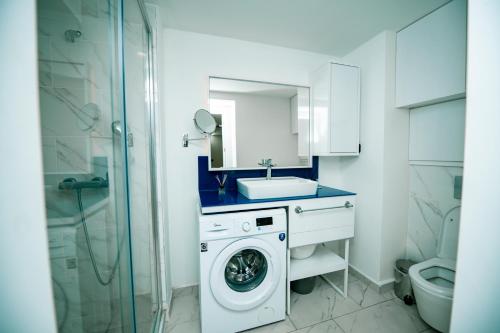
top-left (242, 222), bottom-right (251, 232)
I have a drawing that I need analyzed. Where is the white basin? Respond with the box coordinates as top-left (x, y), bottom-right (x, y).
top-left (237, 177), bottom-right (318, 199)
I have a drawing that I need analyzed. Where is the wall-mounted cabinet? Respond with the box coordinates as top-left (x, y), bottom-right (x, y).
top-left (311, 62), bottom-right (360, 156)
top-left (396, 0), bottom-right (467, 108)
top-left (409, 99), bottom-right (465, 162)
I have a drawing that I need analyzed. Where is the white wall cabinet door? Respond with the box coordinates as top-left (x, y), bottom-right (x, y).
top-left (312, 62), bottom-right (360, 156)
top-left (290, 94), bottom-right (298, 134)
top-left (409, 98), bottom-right (465, 162)
top-left (396, 0), bottom-right (467, 108)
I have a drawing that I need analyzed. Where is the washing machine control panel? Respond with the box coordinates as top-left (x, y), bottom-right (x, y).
top-left (241, 221), bottom-right (251, 232)
top-left (199, 208), bottom-right (286, 241)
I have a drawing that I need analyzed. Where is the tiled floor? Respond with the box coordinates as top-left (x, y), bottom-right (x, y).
top-left (164, 272), bottom-right (437, 333)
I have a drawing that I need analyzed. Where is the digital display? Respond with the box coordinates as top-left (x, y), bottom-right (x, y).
top-left (256, 217), bottom-right (273, 227)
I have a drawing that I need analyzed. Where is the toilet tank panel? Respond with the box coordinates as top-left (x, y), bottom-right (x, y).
top-left (437, 207), bottom-right (461, 259)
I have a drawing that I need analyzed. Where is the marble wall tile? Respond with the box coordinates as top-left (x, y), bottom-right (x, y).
top-left (39, 60), bottom-right (53, 87)
top-left (56, 136), bottom-right (91, 173)
top-left (82, 0), bottom-right (99, 18)
top-left (48, 226), bottom-right (84, 333)
top-left (42, 136), bottom-right (58, 173)
top-left (38, 36), bottom-right (52, 86)
top-left (406, 165), bottom-right (462, 262)
top-left (50, 40), bottom-right (111, 92)
top-left (40, 87), bottom-right (90, 136)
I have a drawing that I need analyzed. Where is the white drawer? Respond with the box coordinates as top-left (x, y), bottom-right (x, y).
top-left (289, 196), bottom-right (355, 247)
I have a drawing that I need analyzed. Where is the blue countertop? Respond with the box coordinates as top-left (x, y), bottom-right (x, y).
top-left (199, 185), bottom-right (356, 208)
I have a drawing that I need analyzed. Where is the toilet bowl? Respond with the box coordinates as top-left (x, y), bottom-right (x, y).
top-left (409, 206), bottom-right (460, 333)
top-left (409, 258), bottom-right (455, 332)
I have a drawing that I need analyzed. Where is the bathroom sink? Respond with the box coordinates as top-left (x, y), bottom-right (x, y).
top-left (237, 177), bottom-right (318, 199)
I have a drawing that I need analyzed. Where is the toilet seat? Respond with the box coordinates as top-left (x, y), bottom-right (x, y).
top-left (409, 257), bottom-right (455, 299)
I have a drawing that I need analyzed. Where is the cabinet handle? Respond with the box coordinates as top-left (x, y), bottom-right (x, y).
top-left (294, 201), bottom-right (353, 214)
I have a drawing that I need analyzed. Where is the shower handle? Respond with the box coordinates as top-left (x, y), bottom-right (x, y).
top-left (111, 120), bottom-right (122, 136)
top-left (111, 120), bottom-right (134, 147)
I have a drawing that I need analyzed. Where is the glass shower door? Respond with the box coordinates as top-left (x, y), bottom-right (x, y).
top-left (122, 0), bottom-right (162, 331)
top-left (37, 0), bottom-right (161, 332)
top-left (37, 0), bottom-right (136, 331)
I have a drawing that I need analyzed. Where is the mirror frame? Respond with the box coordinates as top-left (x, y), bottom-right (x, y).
top-left (207, 76), bottom-right (312, 171)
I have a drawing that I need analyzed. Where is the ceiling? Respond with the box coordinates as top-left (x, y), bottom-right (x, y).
top-left (160, 0), bottom-right (449, 56)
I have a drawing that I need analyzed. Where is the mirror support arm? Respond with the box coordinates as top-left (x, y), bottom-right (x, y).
top-left (182, 133), bottom-right (207, 147)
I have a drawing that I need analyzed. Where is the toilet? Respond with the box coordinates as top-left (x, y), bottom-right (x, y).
top-left (409, 207), bottom-right (460, 333)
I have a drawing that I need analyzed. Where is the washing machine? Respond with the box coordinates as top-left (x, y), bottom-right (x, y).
top-left (198, 208), bottom-right (287, 333)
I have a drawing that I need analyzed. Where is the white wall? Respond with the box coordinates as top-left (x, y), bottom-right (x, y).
top-left (0, 1), bottom-right (57, 332)
top-left (451, 1), bottom-right (500, 331)
top-left (319, 31), bottom-right (409, 284)
top-left (211, 91), bottom-right (301, 167)
top-left (379, 33), bottom-right (409, 282)
top-left (162, 29), bottom-right (332, 287)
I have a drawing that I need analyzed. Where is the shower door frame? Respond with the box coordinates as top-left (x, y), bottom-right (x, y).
top-left (117, 0), bottom-right (164, 331)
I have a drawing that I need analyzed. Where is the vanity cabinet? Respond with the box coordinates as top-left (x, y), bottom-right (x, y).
top-left (286, 195), bottom-right (356, 314)
top-left (288, 196), bottom-right (355, 247)
top-left (311, 62), bottom-right (360, 156)
top-left (395, 0), bottom-right (466, 108)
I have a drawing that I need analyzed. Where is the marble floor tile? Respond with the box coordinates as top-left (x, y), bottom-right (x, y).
top-left (392, 297), bottom-right (431, 330)
top-left (168, 293), bottom-right (199, 326)
top-left (289, 278), bottom-right (361, 329)
top-left (347, 279), bottom-right (394, 308)
top-left (323, 270), bottom-right (359, 286)
top-left (164, 319), bottom-right (201, 333)
top-left (165, 282), bottom-right (431, 333)
top-left (334, 299), bottom-right (429, 333)
top-left (242, 316), bottom-right (296, 333)
top-left (294, 320), bottom-right (344, 333)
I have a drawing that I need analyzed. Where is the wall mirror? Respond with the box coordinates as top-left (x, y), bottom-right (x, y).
top-left (208, 77), bottom-right (311, 170)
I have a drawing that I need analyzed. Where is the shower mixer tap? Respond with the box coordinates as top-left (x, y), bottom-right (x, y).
top-left (58, 176), bottom-right (109, 191)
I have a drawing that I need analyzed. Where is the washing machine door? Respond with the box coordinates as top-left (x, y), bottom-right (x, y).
top-left (210, 237), bottom-right (281, 311)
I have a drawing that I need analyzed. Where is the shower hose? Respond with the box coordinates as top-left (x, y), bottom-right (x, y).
top-left (76, 188), bottom-right (122, 286)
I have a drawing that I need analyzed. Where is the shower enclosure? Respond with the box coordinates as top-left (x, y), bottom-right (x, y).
top-left (37, 0), bottom-right (162, 332)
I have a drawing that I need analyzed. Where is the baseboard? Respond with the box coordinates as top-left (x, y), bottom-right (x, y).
top-left (172, 284), bottom-right (199, 298)
top-left (349, 264), bottom-right (395, 294)
top-left (377, 279), bottom-right (395, 294)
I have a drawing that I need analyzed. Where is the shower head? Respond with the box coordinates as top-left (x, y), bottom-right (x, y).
top-left (65, 29), bottom-right (82, 43)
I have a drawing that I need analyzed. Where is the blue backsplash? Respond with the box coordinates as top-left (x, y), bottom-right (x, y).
top-left (198, 156), bottom-right (319, 191)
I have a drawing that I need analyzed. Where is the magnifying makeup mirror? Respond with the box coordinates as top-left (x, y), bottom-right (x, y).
top-left (194, 109), bottom-right (217, 135)
top-left (183, 109), bottom-right (217, 147)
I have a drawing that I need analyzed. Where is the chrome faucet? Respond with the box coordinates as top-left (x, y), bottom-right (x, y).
top-left (258, 159), bottom-right (276, 180)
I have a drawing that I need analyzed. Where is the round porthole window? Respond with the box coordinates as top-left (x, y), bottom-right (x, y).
top-left (224, 249), bottom-right (268, 293)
